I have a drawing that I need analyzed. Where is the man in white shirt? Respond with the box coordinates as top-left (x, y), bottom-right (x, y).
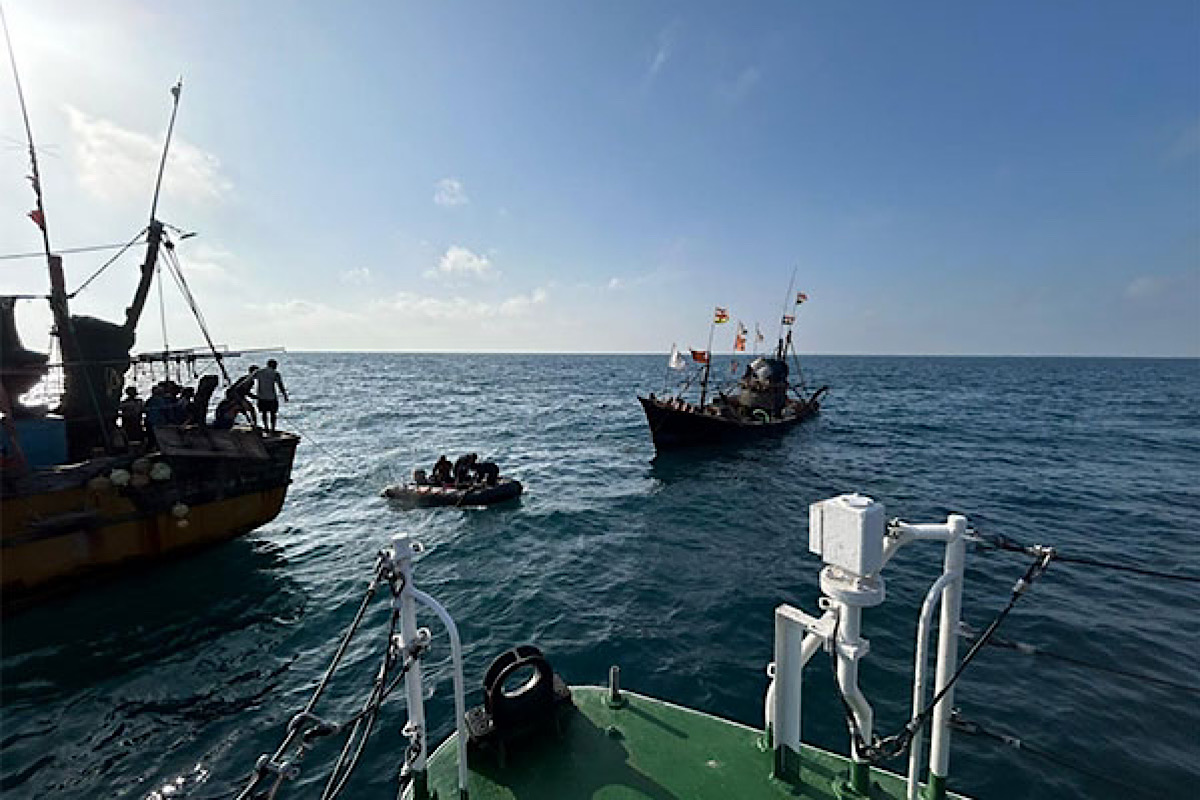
top-left (252, 358), bottom-right (289, 433)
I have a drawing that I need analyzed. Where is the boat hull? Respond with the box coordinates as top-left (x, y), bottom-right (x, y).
top-left (382, 478), bottom-right (523, 508)
top-left (638, 395), bottom-right (820, 451)
top-left (0, 429), bottom-right (298, 610)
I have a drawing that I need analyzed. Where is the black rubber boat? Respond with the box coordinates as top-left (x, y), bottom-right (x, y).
top-left (381, 478), bottom-right (523, 508)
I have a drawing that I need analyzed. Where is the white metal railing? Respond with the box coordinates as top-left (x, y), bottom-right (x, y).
top-left (766, 495), bottom-right (967, 800)
top-left (389, 535), bottom-right (470, 800)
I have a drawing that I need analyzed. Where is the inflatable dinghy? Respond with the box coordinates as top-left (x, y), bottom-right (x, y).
top-left (382, 478), bottom-right (523, 508)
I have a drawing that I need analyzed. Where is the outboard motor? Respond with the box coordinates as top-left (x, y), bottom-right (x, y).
top-left (465, 644), bottom-right (573, 764)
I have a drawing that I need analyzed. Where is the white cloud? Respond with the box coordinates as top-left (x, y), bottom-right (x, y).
top-left (426, 245), bottom-right (496, 280)
top-left (642, 23), bottom-right (679, 90)
top-left (608, 277), bottom-right (624, 290)
top-left (716, 67), bottom-right (761, 105)
top-left (498, 287), bottom-right (548, 317)
top-left (1125, 275), bottom-right (1168, 300)
top-left (157, 242), bottom-right (246, 305)
top-left (340, 267), bottom-right (371, 285)
top-left (253, 298), bottom-right (361, 324)
top-left (64, 105), bottom-right (231, 205)
top-left (373, 287), bottom-right (548, 321)
top-left (434, 177), bottom-right (469, 207)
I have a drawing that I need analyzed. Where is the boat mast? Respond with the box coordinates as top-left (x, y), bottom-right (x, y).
top-left (124, 79), bottom-right (182, 336)
top-left (1, 5), bottom-right (72, 358)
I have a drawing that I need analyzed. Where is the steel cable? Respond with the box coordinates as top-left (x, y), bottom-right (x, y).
top-left (967, 530), bottom-right (1200, 583)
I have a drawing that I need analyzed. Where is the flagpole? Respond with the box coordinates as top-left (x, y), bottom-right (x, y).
top-left (700, 316), bottom-right (716, 407)
top-left (776, 266), bottom-right (798, 345)
top-left (2, 4), bottom-right (52, 263)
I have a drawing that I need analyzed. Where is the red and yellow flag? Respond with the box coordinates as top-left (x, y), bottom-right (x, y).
top-left (713, 307), bottom-right (729, 324)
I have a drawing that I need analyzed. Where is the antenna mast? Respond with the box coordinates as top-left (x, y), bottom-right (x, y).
top-left (124, 78), bottom-right (182, 335)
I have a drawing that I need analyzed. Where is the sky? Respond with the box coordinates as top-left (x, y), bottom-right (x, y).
top-left (2, 1), bottom-right (1198, 356)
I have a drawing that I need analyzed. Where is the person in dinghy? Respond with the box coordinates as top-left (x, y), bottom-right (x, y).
top-left (383, 453), bottom-right (522, 508)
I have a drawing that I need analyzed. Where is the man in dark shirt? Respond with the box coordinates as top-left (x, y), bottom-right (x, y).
top-left (453, 453), bottom-right (477, 487)
top-left (431, 455), bottom-right (453, 485)
top-left (118, 387), bottom-right (144, 445)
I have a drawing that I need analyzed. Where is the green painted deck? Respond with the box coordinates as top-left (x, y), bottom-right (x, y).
top-left (423, 687), bottom-right (968, 800)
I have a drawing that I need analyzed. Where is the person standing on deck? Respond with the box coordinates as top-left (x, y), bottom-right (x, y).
top-left (252, 359), bottom-right (289, 433)
top-left (118, 387), bottom-right (144, 446)
top-left (143, 384), bottom-right (171, 447)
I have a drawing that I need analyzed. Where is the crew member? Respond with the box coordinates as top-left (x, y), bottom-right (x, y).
top-left (453, 453), bottom-right (477, 487)
top-left (431, 455), bottom-right (453, 485)
top-left (474, 459), bottom-right (500, 486)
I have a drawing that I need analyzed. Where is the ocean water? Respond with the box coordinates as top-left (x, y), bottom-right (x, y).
top-left (2, 354), bottom-right (1198, 799)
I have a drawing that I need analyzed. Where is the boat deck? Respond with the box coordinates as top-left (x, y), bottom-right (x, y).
top-left (424, 687), bottom-right (967, 800)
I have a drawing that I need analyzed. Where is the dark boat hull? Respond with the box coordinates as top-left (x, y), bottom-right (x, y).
top-left (638, 396), bottom-right (820, 451)
top-left (382, 478), bottom-right (523, 508)
top-left (0, 428), bottom-right (299, 611)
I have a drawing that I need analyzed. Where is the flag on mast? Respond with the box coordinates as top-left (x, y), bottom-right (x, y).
top-left (796, 292), bottom-right (808, 304)
top-left (668, 344), bottom-right (686, 370)
top-left (713, 307), bottom-right (729, 324)
top-left (782, 314), bottom-right (795, 325)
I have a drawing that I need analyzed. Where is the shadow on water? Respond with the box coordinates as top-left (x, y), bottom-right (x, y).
top-left (1, 538), bottom-right (302, 701)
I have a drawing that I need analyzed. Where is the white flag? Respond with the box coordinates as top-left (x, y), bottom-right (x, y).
top-left (668, 344), bottom-right (686, 370)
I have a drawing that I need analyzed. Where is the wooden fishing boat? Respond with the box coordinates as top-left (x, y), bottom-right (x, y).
top-left (640, 296), bottom-right (828, 451)
top-left (381, 478), bottom-right (523, 508)
top-left (0, 55), bottom-right (297, 611)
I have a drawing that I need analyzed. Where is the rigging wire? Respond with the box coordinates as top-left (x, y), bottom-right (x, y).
top-left (160, 240), bottom-right (231, 383)
top-left (961, 628), bottom-right (1200, 694)
top-left (156, 260), bottom-right (170, 378)
top-left (831, 547), bottom-right (1056, 764)
top-left (67, 228), bottom-right (148, 297)
top-left (967, 530), bottom-right (1200, 583)
top-left (949, 711), bottom-right (1162, 798)
top-left (0, 237), bottom-right (147, 262)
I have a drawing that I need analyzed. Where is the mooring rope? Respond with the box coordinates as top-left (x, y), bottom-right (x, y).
top-left (232, 555), bottom-right (411, 800)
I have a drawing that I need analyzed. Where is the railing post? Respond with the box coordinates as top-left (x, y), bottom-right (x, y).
top-left (926, 515), bottom-right (966, 800)
top-left (392, 534), bottom-right (430, 800)
top-left (771, 606), bottom-right (804, 779)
